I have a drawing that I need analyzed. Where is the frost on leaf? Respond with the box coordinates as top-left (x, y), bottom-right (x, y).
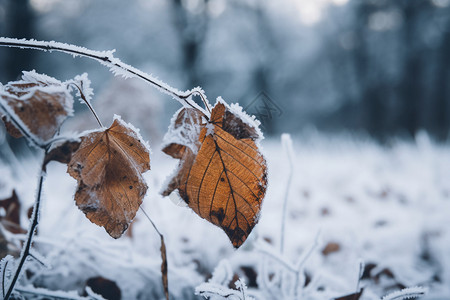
top-left (162, 100), bottom-right (267, 248)
top-left (0, 70), bottom-right (74, 143)
top-left (67, 116), bottom-right (150, 238)
top-left (162, 107), bottom-right (204, 157)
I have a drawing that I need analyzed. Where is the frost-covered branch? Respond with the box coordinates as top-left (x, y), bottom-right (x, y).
top-left (4, 149), bottom-right (48, 300)
top-left (15, 285), bottom-right (105, 300)
top-left (381, 287), bottom-right (428, 300)
top-left (0, 37), bottom-right (211, 118)
top-left (280, 133), bottom-right (294, 254)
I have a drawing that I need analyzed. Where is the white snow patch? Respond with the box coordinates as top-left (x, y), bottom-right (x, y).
top-left (205, 122), bottom-right (215, 136)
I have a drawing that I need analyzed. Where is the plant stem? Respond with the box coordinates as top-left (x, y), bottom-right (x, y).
top-left (0, 37), bottom-right (210, 118)
top-left (71, 83), bottom-right (103, 127)
top-left (4, 149), bottom-right (48, 300)
top-left (140, 207), bottom-right (162, 236)
top-left (280, 134), bottom-right (294, 254)
top-left (139, 207), bottom-right (169, 300)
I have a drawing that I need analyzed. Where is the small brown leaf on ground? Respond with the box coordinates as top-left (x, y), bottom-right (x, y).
top-left (67, 116), bottom-right (150, 238)
top-left (334, 289), bottom-right (364, 300)
top-left (322, 242), bottom-right (341, 256)
top-left (85, 277), bottom-right (121, 300)
top-left (162, 100), bottom-right (267, 248)
top-left (0, 190), bottom-right (26, 234)
top-left (0, 71), bottom-right (73, 142)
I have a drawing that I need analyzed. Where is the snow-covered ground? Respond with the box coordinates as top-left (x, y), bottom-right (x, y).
top-left (1, 132), bottom-right (450, 299)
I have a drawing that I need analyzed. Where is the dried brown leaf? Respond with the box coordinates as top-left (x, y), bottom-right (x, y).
top-left (2, 116), bottom-right (22, 138)
top-left (160, 235), bottom-right (169, 300)
top-left (85, 276), bottom-right (121, 300)
top-left (0, 71), bottom-right (73, 142)
top-left (334, 289), bottom-right (364, 300)
top-left (163, 101), bottom-right (267, 248)
top-left (322, 242), bottom-right (341, 256)
top-left (67, 117), bottom-right (150, 238)
top-left (0, 227), bottom-right (20, 258)
top-left (44, 140), bottom-right (81, 170)
top-left (0, 190), bottom-right (26, 234)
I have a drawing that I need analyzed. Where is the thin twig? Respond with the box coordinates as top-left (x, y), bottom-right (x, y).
top-left (29, 253), bottom-right (46, 267)
top-left (16, 286), bottom-right (101, 300)
top-left (140, 207), bottom-right (162, 237)
top-left (280, 134), bottom-right (294, 254)
top-left (139, 207), bottom-right (169, 300)
top-left (257, 245), bottom-right (296, 273)
top-left (196, 90), bottom-right (211, 114)
top-left (356, 260), bottom-right (365, 292)
top-left (2, 259), bottom-right (8, 297)
top-left (293, 230), bottom-right (321, 298)
top-left (0, 37), bottom-right (210, 118)
top-left (4, 149), bottom-right (48, 300)
top-left (70, 83), bottom-right (103, 127)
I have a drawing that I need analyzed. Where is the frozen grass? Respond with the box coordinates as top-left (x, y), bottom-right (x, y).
top-left (1, 132), bottom-right (449, 299)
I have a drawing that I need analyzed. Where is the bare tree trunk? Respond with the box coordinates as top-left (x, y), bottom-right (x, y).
top-left (170, 0), bottom-right (208, 90)
top-left (4, 0), bottom-right (35, 81)
top-left (434, 27), bottom-right (450, 140)
top-left (398, 2), bottom-right (422, 138)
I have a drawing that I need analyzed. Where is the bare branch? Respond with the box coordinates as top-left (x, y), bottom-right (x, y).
top-left (0, 37), bottom-right (210, 118)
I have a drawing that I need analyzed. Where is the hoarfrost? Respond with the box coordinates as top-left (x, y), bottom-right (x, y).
top-left (68, 73), bottom-right (94, 106)
top-left (216, 97), bottom-right (263, 141)
top-left (205, 122), bottom-right (215, 136)
top-left (112, 114), bottom-right (152, 154)
top-left (162, 107), bottom-right (204, 155)
top-left (18, 70), bottom-right (74, 117)
top-left (0, 255), bottom-right (15, 292)
top-left (381, 286), bottom-right (428, 300)
top-left (0, 37), bottom-right (203, 111)
top-left (209, 260), bottom-right (234, 285)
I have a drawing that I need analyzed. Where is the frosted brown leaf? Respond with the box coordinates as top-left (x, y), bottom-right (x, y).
top-left (0, 71), bottom-right (73, 142)
top-left (67, 116), bottom-right (150, 238)
top-left (163, 102), bottom-right (267, 248)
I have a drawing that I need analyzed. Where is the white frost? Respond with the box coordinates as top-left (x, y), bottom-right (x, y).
top-left (216, 97), bottom-right (264, 141)
top-left (161, 107), bottom-right (204, 155)
top-left (113, 114), bottom-right (152, 154)
top-left (382, 286), bottom-right (428, 300)
top-left (68, 73), bottom-right (94, 106)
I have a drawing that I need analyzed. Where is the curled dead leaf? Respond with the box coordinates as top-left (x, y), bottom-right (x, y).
top-left (0, 190), bottom-right (26, 234)
top-left (85, 276), bottom-right (121, 300)
top-left (44, 140), bottom-right (81, 171)
top-left (162, 101), bottom-right (267, 248)
top-left (160, 235), bottom-right (169, 300)
top-left (67, 116), bottom-right (150, 238)
top-left (0, 71), bottom-right (73, 143)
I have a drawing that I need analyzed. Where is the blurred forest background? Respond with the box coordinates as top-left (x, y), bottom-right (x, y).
top-left (0, 0), bottom-right (449, 142)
